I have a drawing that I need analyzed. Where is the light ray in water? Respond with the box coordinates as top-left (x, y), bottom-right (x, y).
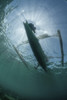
top-left (4, 0), bottom-right (56, 47)
top-left (0, 0), bottom-right (67, 99)
top-left (3, 0), bottom-right (67, 67)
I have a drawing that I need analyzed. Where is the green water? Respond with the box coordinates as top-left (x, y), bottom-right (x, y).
top-left (0, 0), bottom-right (67, 99)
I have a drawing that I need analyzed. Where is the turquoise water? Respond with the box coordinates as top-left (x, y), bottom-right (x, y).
top-left (0, 0), bottom-right (67, 99)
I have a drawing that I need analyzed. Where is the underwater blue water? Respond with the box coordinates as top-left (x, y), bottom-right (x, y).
top-left (0, 0), bottom-right (67, 99)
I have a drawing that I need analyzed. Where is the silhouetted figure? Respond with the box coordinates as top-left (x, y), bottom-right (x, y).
top-left (28, 23), bottom-right (36, 33)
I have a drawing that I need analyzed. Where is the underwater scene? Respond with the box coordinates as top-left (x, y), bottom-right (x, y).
top-left (0, 0), bottom-right (67, 99)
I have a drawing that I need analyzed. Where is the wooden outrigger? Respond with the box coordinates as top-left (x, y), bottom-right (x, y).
top-left (57, 30), bottom-right (64, 66)
top-left (17, 25), bottom-right (64, 67)
top-left (4, 20), bottom-right (64, 70)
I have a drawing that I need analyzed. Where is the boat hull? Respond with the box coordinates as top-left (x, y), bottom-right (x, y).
top-left (23, 21), bottom-right (47, 71)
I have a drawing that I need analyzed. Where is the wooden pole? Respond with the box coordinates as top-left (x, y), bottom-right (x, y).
top-left (57, 30), bottom-right (64, 66)
top-left (3, 32), bottom-right (29, 69)
top-left (17, 34), bottom-right (58, 47)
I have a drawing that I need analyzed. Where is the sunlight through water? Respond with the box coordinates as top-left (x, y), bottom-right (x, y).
top-left (0, 0), bottom-right (67, 99)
